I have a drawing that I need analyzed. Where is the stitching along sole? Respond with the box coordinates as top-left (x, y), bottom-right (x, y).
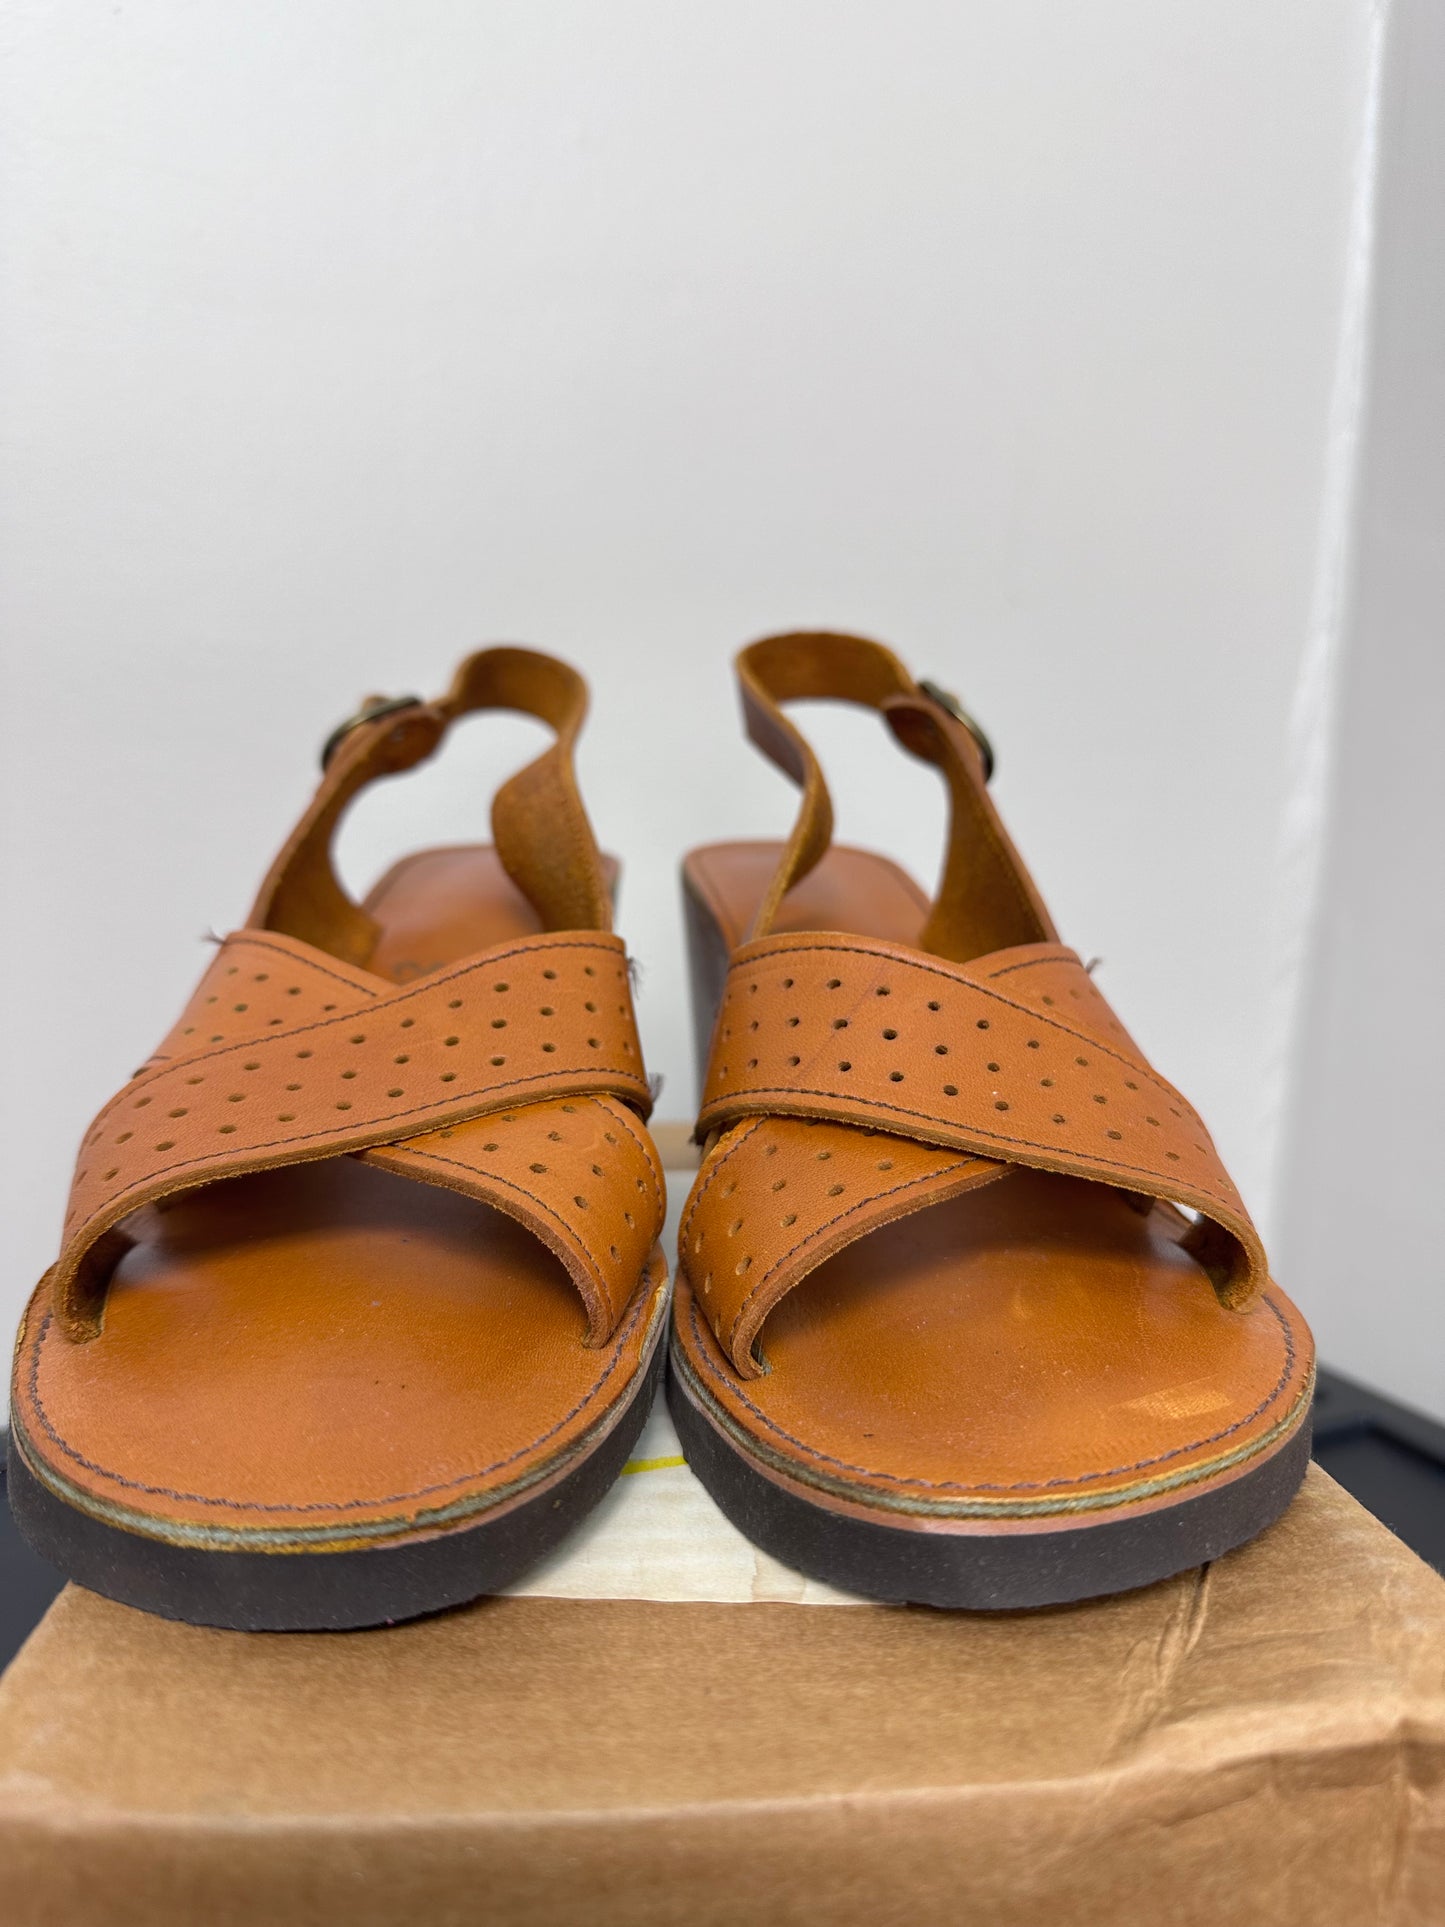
top-left (8, 1334), bottom-right (666, 1634)
top-left (667, 1343), bottom-right (1313, 1610)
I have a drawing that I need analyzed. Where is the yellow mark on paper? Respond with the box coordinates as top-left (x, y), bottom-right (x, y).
top-left (620, 1454), bottom-right (687, 1476)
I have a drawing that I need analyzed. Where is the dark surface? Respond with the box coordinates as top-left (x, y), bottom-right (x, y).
top-left (669, 1348), bottom-right (1315, 1610)
top-left (2, 1362), bottom-right (1442, 1671)
top-left (1311, 1366), bottom-right (1445, 1575)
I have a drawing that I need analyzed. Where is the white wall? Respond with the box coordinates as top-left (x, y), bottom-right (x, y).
top-left (0, 5), bottom-right (1384, 1379)
top-left (1274, 0), bottom-right (1445, 1420)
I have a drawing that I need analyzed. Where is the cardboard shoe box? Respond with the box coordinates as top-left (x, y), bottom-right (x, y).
top-left (2, 1406), bottom-right (1444, 1926)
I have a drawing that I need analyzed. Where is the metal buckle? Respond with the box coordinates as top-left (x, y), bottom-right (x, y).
top-left (918, 678), bottom-right (996, 782)
top-left (319, 694), bottom-right (425, 771)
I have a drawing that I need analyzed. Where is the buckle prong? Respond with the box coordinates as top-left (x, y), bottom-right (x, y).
top-left (320, 694), bottom-right (425, 771)
top-left (918, 679), bottom-right (996, 782)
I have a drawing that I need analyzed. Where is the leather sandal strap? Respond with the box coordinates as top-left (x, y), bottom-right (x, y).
top-left (737, 632), bottom-right (1055, 958)
top-left (695, 932), bottom-right (1266, 1314)
top-left (56, 926), bottom-right (650, 1340)
top-left (249, 646), bottom-right (611, 969)
top-left (683, 1115), bottom-right (1004, 1378)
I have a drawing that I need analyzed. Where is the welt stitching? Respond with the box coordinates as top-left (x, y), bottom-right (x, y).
top-left (679, 1119), bottom-right (765, 1256)
top-left (725, 1157), bottom-right (978, 1352)
top-left (700, 1085), bottom-right (1242, 1217)
top-left (685, 1287), bottom-right (1299, 1492)
top-left (722, 938), bottom-right (1200, 1118)
top-left (66, 1064), bottom-right (651, 1254)
top-left (83, 935), bottom-right (629, 1133)
top-left (25, 1277), bottom-right (654, 1514)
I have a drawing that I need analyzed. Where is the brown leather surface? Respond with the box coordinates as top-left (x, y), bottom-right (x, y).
top-left (675, 633), bottom-right (1314, 1520)
top-left (12, 649), bottom-right (668, 1552)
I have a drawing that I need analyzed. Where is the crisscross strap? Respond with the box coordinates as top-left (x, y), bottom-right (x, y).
top-left (737, 632), bottom-right (1056, 958)
top-left (51, 646), bottom-right (661, 1345)
top-left (687, 933), bottom-right (1264, 1374)
top-left (57, 928), bottom-right (655, 1341)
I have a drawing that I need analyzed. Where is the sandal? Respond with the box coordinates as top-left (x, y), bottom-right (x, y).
top-left (670, 632), bottom-right (1313, 1608)
top-left (9, 648), bottom-right (669, 1630)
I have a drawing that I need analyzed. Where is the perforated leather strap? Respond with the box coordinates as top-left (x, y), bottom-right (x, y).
top-left (249, 646), bottom-right (612, 969)
top-left (737, 633), bottom-right (1056, 959)
top-left (695, 932), bottom-right (1266, 1314)
top-left (57, 930), bottom-right (652, 1340)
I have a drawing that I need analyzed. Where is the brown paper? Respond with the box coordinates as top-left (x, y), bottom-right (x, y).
top-left (2, 1466), bottom-right (1443, 1925)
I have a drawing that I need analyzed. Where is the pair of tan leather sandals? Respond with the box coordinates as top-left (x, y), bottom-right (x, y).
top-left (9, 634), bottom-right (1314, 1630)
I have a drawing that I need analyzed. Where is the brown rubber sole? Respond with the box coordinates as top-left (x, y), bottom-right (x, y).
top-left (669, 1341), bottom-right (1313, 1609)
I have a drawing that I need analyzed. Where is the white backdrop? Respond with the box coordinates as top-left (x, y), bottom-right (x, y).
top-left (1, 4), bottom-right (1406, 1401)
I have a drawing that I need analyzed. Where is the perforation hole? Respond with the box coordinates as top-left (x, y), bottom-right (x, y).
top-left (782, 977), bottom-right (794, 989)
top-left (278, 1112), bottom-right (295, 1122)
top-left (187, 1075), bottom-right (205, 1085)
top-left (134, 1097), bottom-right (152, 1109)
top-left (1076, 1056), bottom-right (1089, 1067)
top-left (539, 1006), bottom-right (554, 1018)
top-left (218, 1124), bottom-right (237, 1134)
top-left (1146, 1115), bottom-right (1160, 1127)
top-left (168, 1107), bottom-right (187, 1119)
top-left (336, 1101), bottom-right (352, 1111)
top-left (1125, 1079), bottom-right (1139, 1091)
top-left (494, 981), bottom-right (509, 993)
top-left (771, 1177), bottom-right (787, 1193)
top-left (789, 1054), bottom-right (801, 1066)
top-left (889, 1071), bottom-right (904, 1083)
top-left (543, 1042), bottom-right (558, 1053)
top-left (1166, 1151), bottom-right (1181, 1161)
top-left (882, 1028), bottom-right (897, 1041)
top-left (787, 1016), bottom-right (800, 1027)
top-left (826, 978), bottom-right (841, 990)
top-left (444, 1035), bottom-right (460, 1047)
top-left (400, 1019), bottom-right (414, 1030)
top-left (944, 1084), bottom-right (958, 1096)
top-left (781, 1213), bottom-right (797, 1228)
top-left (227, 1093), bottom-right (245, 1104)
top-left (987, 1061), bottom-right (1000, 1073)
top-left (976, 1019), bottom-right (990, 1031)
top-left (350, 1034), bottom-right (366, 1045)
top-left (994, 1100), bottom-right (1009, 1112)
top-left (1026, 1039), bottom-right (1040, 1051)
top-left (838, 1060), bottom-right (852, 1072)
top-left (588, 1036), bottom-right (601, 1048)
top-left (491, 1056), bottom-right (505, 1067)
top-left (542, 969), bottom-right (558, 981)
top-left (1107, 1129), bottom-right (1123, 1140)
top-left (395, 1054), bottom-right (409, 1065)
top-left (827, 1183), bottom-right (844, 1197)
top-left (1042, 994), bottom-right (1055, 1006)
top-left (1093, 1094), bottom-right (1107, 1105)
top-left (287, 986), bottom-right (301, 997)
top-left (155, 1139), bottom-right (175, 1152)
top-left (609, 1244), bottom-right (620, 1262)
top-left (341, 1070), bottom-right (357, 1080)
top-left (388, 1087), bottom-right (404, 1098)
top-left (441, 1073), bottom-right (457, 1083)
top-left (817, 1150), bottom-right (832, 1161)
top-left (575, 1195), bottom-right (590, 1210)
top-left (832, 1018), bottom-right (848, 1031)
top-left (483, 1142), bottom-right (499, 1152)
top-left (624, 1210), bottom-right (634, 1227)
top-left (448, 999), bottom-right (463, 1011)
top-left (1052, 1113), bottom-right (1066, 1124)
